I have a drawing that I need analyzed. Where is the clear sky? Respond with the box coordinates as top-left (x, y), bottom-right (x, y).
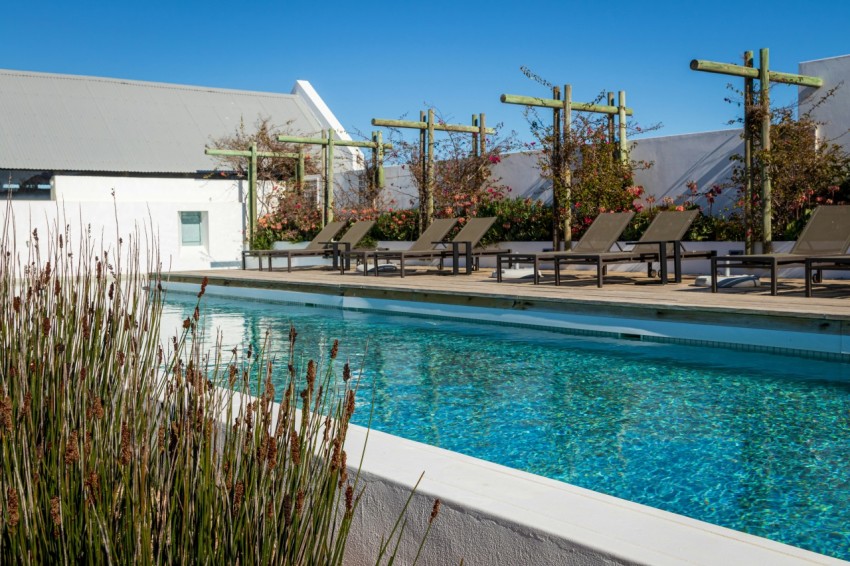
top-left (6, 0), bottom-right (850, 145)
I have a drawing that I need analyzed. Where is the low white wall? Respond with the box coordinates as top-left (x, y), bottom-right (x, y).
top-left (4, 175), bottom-right (246, 271)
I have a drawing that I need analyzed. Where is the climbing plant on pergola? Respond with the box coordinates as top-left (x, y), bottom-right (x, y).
top-left (501, 85), bottom-right (634, 250)
top-left (277, 130), bottom-right (393, 226)
top-left (371, 111), bottom-right (495, 230)
top-left (691, 48), bottom-right (822, 253)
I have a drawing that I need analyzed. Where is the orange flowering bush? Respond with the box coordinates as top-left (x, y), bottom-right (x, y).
top-left (253, 190), bottom-right (322, 248)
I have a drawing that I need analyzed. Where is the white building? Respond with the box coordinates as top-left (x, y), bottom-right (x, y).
top-left (0, 70), bottom-right (359, 270)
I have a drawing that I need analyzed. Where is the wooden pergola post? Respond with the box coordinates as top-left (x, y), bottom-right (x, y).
top-left (690, 48), bottom-right (822, 253)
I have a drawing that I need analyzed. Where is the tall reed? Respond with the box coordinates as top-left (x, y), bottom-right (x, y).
top-left (0, 207), bottom-right (437, 563)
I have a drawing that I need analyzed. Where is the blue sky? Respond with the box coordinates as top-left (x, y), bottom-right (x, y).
top-left (6, 0), bottom-right (850, 144)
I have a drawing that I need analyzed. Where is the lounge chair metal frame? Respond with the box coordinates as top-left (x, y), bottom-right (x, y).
top-left (711, 206), bottom-right (850, 295)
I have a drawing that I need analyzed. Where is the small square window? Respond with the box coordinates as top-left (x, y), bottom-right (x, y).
top-left (180, 212), bottom-right (203, 246)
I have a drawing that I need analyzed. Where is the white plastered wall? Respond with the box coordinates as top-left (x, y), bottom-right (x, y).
top-left (4, 175), bottom-right (246, 272)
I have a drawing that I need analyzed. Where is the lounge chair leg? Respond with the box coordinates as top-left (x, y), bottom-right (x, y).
top-left (597, 258), bottom-right (604, 288)
top-left (805, 262), bottom-right (813, 297)
top-left (710, 258), bottom-right (718, 293)
top-left (770, 263), bottom-right (777, 295)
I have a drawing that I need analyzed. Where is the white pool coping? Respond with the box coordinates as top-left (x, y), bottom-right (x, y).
top-left (166, 281), bottom-right (849, 565)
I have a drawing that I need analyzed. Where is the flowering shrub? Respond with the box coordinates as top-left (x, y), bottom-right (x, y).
top-left (477, 197), bottom-right (552, 243)
top-left (372, 209), bottom-right (419, 241)
top-left (252, 190), bottom-right (323, 248)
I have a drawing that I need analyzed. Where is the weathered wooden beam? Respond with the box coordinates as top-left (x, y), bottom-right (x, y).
top-left (689, 59), bottom-right (823, 87)
top-left (759, 48), bottom-right (773, 253)
top-left (500, 93), bottom-right (634, 116)
top-left (371, 118), bottom-right (496, 135)
top-left (276, 135), bottom-right (392, 150)
top-left (743, 50), bottom-right (754, 255)
top-left (552, 86), bottom-right (562, 251)
top-left (205, 148), bottom-right (299, 159)
top-left (618, 91), bottom-right (628, 163)
top-left (326, 131), bottom-right (335, 224)
top-left (248, 143), bottom-right (258, 241)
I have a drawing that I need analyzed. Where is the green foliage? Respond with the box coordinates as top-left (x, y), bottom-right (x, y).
top-left (476, 197), bottom-right (552, 243)
top-left (0, 212), bottom-right (436, 563)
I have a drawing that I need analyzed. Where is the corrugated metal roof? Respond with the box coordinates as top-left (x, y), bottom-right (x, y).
top-left (0, 69), bottom-right (327, 173)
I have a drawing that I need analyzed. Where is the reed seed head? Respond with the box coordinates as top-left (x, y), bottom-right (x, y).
top-left (343, 363), bottom-right (351, 382)
top-left (65, 431), bottom-right (80, 465)
top-left (1, 395), bottom-right (12, 434)
top-left (330, 339), bottom-right (339, 359)
top-left (6, 488), bottom-right (19, 529)
top-left (120, 421), bottom-right (132, 466)
top-left (430, 499), bottom-right (442, 523)
top-left (306, 360), bottom-right (316, 390)
top-left (233, 481), bottom-right (244, 509)
top-left (295, 490), bottom-right (304, 516)
top-left (267, 436), bottom-right (278, 468)
top-left (345, 485), bottom-right (354, 512)
top-left (290, 430), bottom-right (301, 466)
top-left (345, 391), bottom-right (356, 419)
top-left (50, 495), bottom-right (61, 528)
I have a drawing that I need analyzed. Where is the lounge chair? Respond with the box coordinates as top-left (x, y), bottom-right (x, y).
top-left (711, 205), bottom-right (850, 295)
top-left (365, 217), bottom-right (501, 277)
top-left (343, 218), bottom-right (458, 276)
top-left (552, 209), bottom-right (714, 287)
top-left (243, 220), bottom-right (374, 272)
top-left (242, 220), bottom-right (346, 271)
top-left (496, 212), bottom-right (635, 284)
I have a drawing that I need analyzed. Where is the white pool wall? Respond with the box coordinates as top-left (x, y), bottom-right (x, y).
top-left (164, 281), bottom-right (850, 357)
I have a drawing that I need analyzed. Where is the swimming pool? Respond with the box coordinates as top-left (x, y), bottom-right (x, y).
top-left (164, 292), bottom-right (850, 560)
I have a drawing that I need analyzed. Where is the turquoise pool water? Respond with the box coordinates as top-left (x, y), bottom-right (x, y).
top-left (164, 294), bottom-right (850, 560)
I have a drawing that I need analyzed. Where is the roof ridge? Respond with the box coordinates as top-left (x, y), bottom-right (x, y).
top-left (0, 68), bottom-right (297, 99)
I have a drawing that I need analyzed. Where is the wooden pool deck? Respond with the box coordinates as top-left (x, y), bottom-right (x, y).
top-left (166, 266), bottom-right (850, 339)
